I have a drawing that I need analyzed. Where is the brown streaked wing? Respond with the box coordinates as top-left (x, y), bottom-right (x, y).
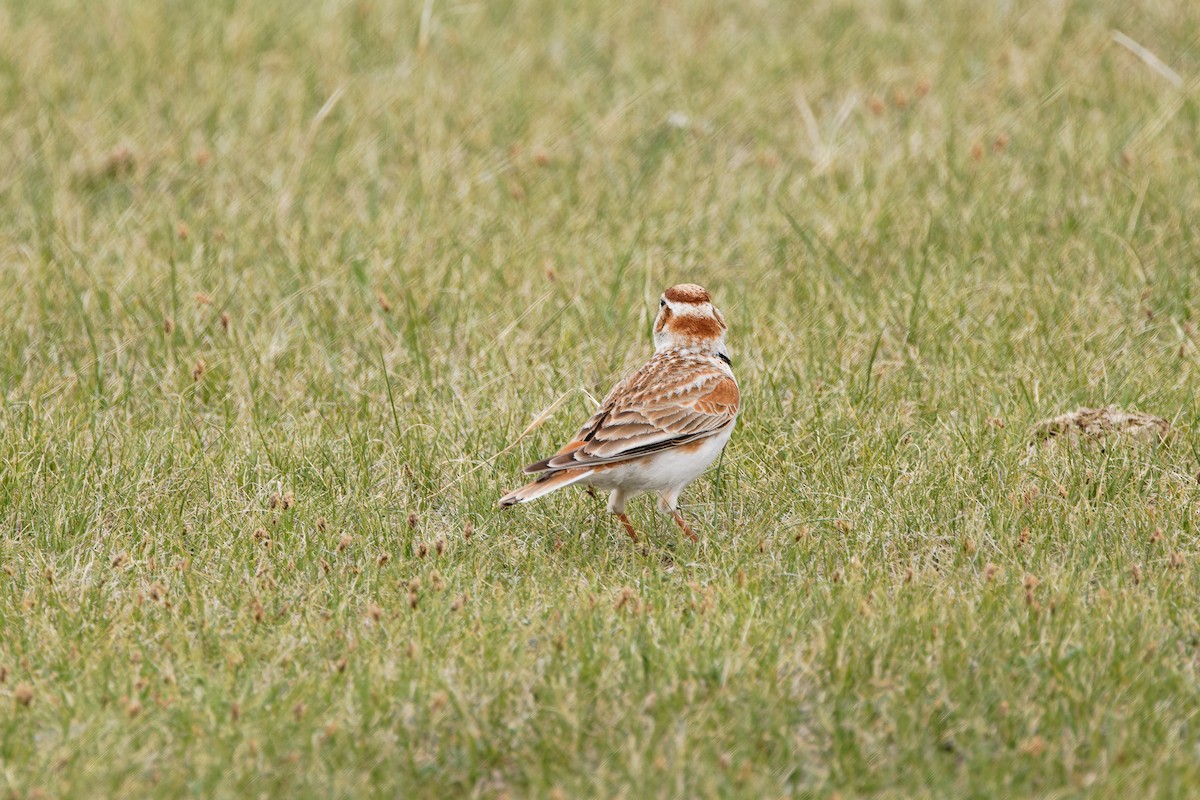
top-left (530, 354), bottom-right (738, 471)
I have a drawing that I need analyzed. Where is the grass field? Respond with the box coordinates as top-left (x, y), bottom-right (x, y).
top-left (3, 0), bottom-right (1200, 796)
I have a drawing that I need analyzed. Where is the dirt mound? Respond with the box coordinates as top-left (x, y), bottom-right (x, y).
top-left (1031, 406), bottom-right (1173, 446)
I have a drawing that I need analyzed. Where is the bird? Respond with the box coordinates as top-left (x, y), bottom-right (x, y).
top-left (498, 283), bottom-right (739, 542)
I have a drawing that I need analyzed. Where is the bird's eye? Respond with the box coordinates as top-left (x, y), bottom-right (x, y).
top-left (659, 299), bottom-right (666, 308)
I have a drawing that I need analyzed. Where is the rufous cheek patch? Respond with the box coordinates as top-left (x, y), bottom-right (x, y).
top-left (669, 315), bottom-right (724, 339)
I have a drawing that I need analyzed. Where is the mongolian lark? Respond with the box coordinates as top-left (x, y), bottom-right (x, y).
top-left (498, 283), bottom-right (739, 542)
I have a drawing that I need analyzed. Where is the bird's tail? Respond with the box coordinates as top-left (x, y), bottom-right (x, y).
top-left (497, 468), bottom-right (594, 509)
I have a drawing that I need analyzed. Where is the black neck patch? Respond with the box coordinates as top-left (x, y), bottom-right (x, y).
top-left (717, 352), bottom-right (732, 367)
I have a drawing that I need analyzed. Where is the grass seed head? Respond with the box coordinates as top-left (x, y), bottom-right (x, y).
top-left (14, 683), bottom-right (33, 707)
top-left (126, 699), bottom-right (142, 718)
top-left (195, 292), bottom-right (212, 306)
top-left (367, 603), bottom-right (383, 622)
top-left (377, 292), bottom-right (391, 312)
top-left (407, 513), bottom-right (419, 529)
top-left (219, 311), bottom-right (230, 331)
top-left (377, 553), bottom-right (390, 567)
top-left (1019, 735), bottom-right (1047, 757)
top-left (1132, 563), bottom-right (1143, 584)
top-left (102, 145), bottom-right (136, 178)
top-left (177, 222), bottom-right (189, 240)
top-left (163, 318), bottom-right (174, 334)
top-left (416, 542), bottom-right (428, 559)
top-left (435, 538), bottom-right (445, 556)
top-left (463, 521), bottom-right (473, 541)
top-left (282, 492), bottom-right (295, 510)
top-left (338, 534), bottom-right (352, 552)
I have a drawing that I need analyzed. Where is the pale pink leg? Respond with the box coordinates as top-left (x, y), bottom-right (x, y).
top-left (616, 513), bottom-right (640, 543)
top-left (671, 510), bottom-right (698, 542)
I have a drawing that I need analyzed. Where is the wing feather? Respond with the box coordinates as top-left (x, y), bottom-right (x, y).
top-left (523, 353), bottom-right (739, 473)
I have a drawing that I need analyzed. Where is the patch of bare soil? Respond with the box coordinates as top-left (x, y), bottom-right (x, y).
top-left (1031, 406), bottom-right (1173, 447)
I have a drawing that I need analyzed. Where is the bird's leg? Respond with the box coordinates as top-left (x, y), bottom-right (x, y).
top-left (616, 513), bottom-right (640, 543)
top-left (671, 510), bottom-right (698, 542)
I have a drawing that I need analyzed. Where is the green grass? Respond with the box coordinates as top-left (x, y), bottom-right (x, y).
top-left (3, 0), bottom-right (1200, 796)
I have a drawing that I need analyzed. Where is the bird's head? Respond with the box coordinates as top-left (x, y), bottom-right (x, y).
top-left (652, 283), bottom-right (729, 358)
